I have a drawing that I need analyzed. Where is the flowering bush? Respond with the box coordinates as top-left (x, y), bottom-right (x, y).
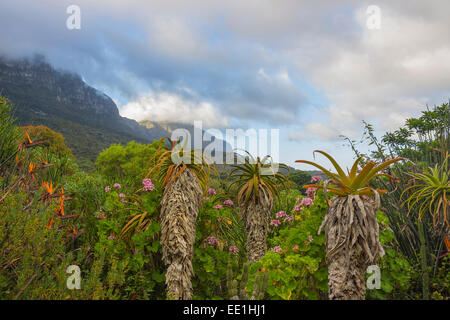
top-left (247, 190), bottom-right (329, 300)
top-left (142, 178), bottom-right (154, 191)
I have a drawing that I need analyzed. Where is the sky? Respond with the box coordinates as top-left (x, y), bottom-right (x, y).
top-left (0, 0), bottom-right (449, 171)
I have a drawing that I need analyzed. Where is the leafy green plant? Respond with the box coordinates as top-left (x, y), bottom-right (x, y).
top-left (402, 153), bottom-right (449, 226)
top-left (228, 153), bottom-right (289, 263)
top-left (297, 150), bottom-right (402, 196)
top-left (296, 150), bottom-right (402, 300)
top-left (226, 262), bottom-right (268, 300)
top-left (248, 190), bottom-right (328, 300)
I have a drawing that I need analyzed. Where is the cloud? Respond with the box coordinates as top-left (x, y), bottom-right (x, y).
top-left (0, 0), bottom-right (312, 126)
top-left (119, 91), bottom-right (229, 128)
top-left (0, 0), bottom-right (448, 140)
top-left (289, 0), bottom-right (450, 140)
top-left (289, 123), bottom-right (343, 141)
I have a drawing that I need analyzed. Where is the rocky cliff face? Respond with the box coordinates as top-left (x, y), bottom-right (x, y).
top-left (0, 55), bottom-right (170, 142)
top-left (0, 56), bottom-right (119, 116)
top-left (0, 56), bottom-right (170, 167)
top-left (0, 55), bottom-right (230, 169)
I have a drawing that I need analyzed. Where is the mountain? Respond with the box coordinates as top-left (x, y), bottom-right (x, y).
top-left (0, 56), bottom-right (175, 169)
top-left (0, 55), bottom-right (276, 173)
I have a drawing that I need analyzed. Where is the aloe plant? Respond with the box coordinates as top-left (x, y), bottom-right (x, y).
top-left (228, 153), bottom-right (289, 263)
top-left (402, 153), bottom-right (449, 227)
top-left (401, 153), bottom-right (449, 300)
top-left (296, 150), bottom-right (402, 300)
top-left (147, 137), bottom-right (212, 300)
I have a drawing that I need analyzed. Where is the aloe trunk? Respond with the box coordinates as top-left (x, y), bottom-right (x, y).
top-left (320, 195), bottom-right (384, 300)
top-left (160, 167), bottom-right (202, 300)
top-left (240, 188), bottom-right (273, 263)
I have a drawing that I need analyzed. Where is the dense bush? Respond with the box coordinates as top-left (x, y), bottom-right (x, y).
top-left (95, 140), bottom-right (159, 187)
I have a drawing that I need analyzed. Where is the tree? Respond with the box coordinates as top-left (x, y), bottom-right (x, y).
top-left (297, 150), bottom-right (402, 299)
top-left (95, 140), bottom-right (159, 185)
top-left (20, 125), bottom-right (72, 157)
top-left (148, 138), bottom-right (211, 300)
top-left (229, 154), bottom-right (288, 263)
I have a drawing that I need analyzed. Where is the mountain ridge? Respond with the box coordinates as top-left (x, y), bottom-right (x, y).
top-left (0, 56), bottom-right (196, 169)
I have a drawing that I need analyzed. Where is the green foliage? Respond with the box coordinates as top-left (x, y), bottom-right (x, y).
top-left (288, 170), bottom-right (311, 191)
top-left (228, 153), bottom-right (289, 205)
top-left (20, 125), bottom-right (73, 158)
top-left (148, 137), bottom-right (213, 193)
top-left (90, 207), bottom-right (165, 299)
top-left (402, 153), bottom-right (449, 226)
top-left (0, 97), bottom-right (20, 180)
top-left (342, 102), bottom-right (449, 299)
top-left (247, 190), bottom-right (328, 300)
top-left (95, 140), bottom-right (159, 187)
top-left (383, 102), bottom-right (449, 164)
top-left (1, 95), bottom-right (448, 300)
top-left (226, 262), bottom-right (268, 299)
top-left (366, 211), bottom-right (412, 299)
top-left (192, 196), bottom-right (245, 299)
top-left (0, 188), bottom-right (83, 299)
top-left (297, 150), bottom-right (402, 196)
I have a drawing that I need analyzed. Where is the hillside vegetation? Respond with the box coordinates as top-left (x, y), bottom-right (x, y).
top-left (1, 96), bottom-right (448, 300)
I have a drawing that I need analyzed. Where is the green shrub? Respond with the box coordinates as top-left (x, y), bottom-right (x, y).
top-left (95, 141), bottom-right (159, 187)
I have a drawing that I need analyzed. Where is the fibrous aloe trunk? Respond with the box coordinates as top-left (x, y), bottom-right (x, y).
top-left (320, 194), bottom-right (384, 300)
top-left (240, 188), bottom-right (273, 263)
top-left (160, 167), bottom-right (202, 300)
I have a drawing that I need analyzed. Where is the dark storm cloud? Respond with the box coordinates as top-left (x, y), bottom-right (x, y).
top-left (0, 0), bottom-right (328, 125)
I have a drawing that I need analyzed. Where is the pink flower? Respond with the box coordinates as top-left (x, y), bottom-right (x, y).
top-left (300, 197), bottom-right (314, 207)
top-left (311, 176), bottom-right (323, 183)
top-left (270, 219), bottom-right (281, 227)
top-left (307, 235), bottom-right (313, 242)
top-left (207, 188), bottom-right (216, 195)
top-left (306, 187), bottom-right (317, 198)
top-left (296, 197), bottom-right (301, 204)
top-left (276, 211), bottom-right (286, 218)
top-left (105, 186), bottom-right (111, 193)
top-left (142, 178), bottom-right (155, 191)
top-left (108, 235), bottom-right (115, 240)
top-left (203, 197), bottom-right (210, 201)
top-left (119, 193), bottom-right (126, 203)
top-left (97, 213), bottom-right (105, 219)
top-left (270, 245), bottom-right (282, 253)
top-left (217, 217), bottom-right (222, 222)
top-left (113, 183), bottom-right (121, 189)
top-left (293, 205), bottom-right (301, 212)
top-left (229, 246), bottom-right (238, 253)
top-left (214, 204), bottom-right (223, 210)
top-left (362, 195), bottom-right (370, 200)
top-left (224, 199), bottom-right (233, 206)
top-left (205, 236), bottom-right (218, 246)
top-left (284, 215), bottom-right (294, 222)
